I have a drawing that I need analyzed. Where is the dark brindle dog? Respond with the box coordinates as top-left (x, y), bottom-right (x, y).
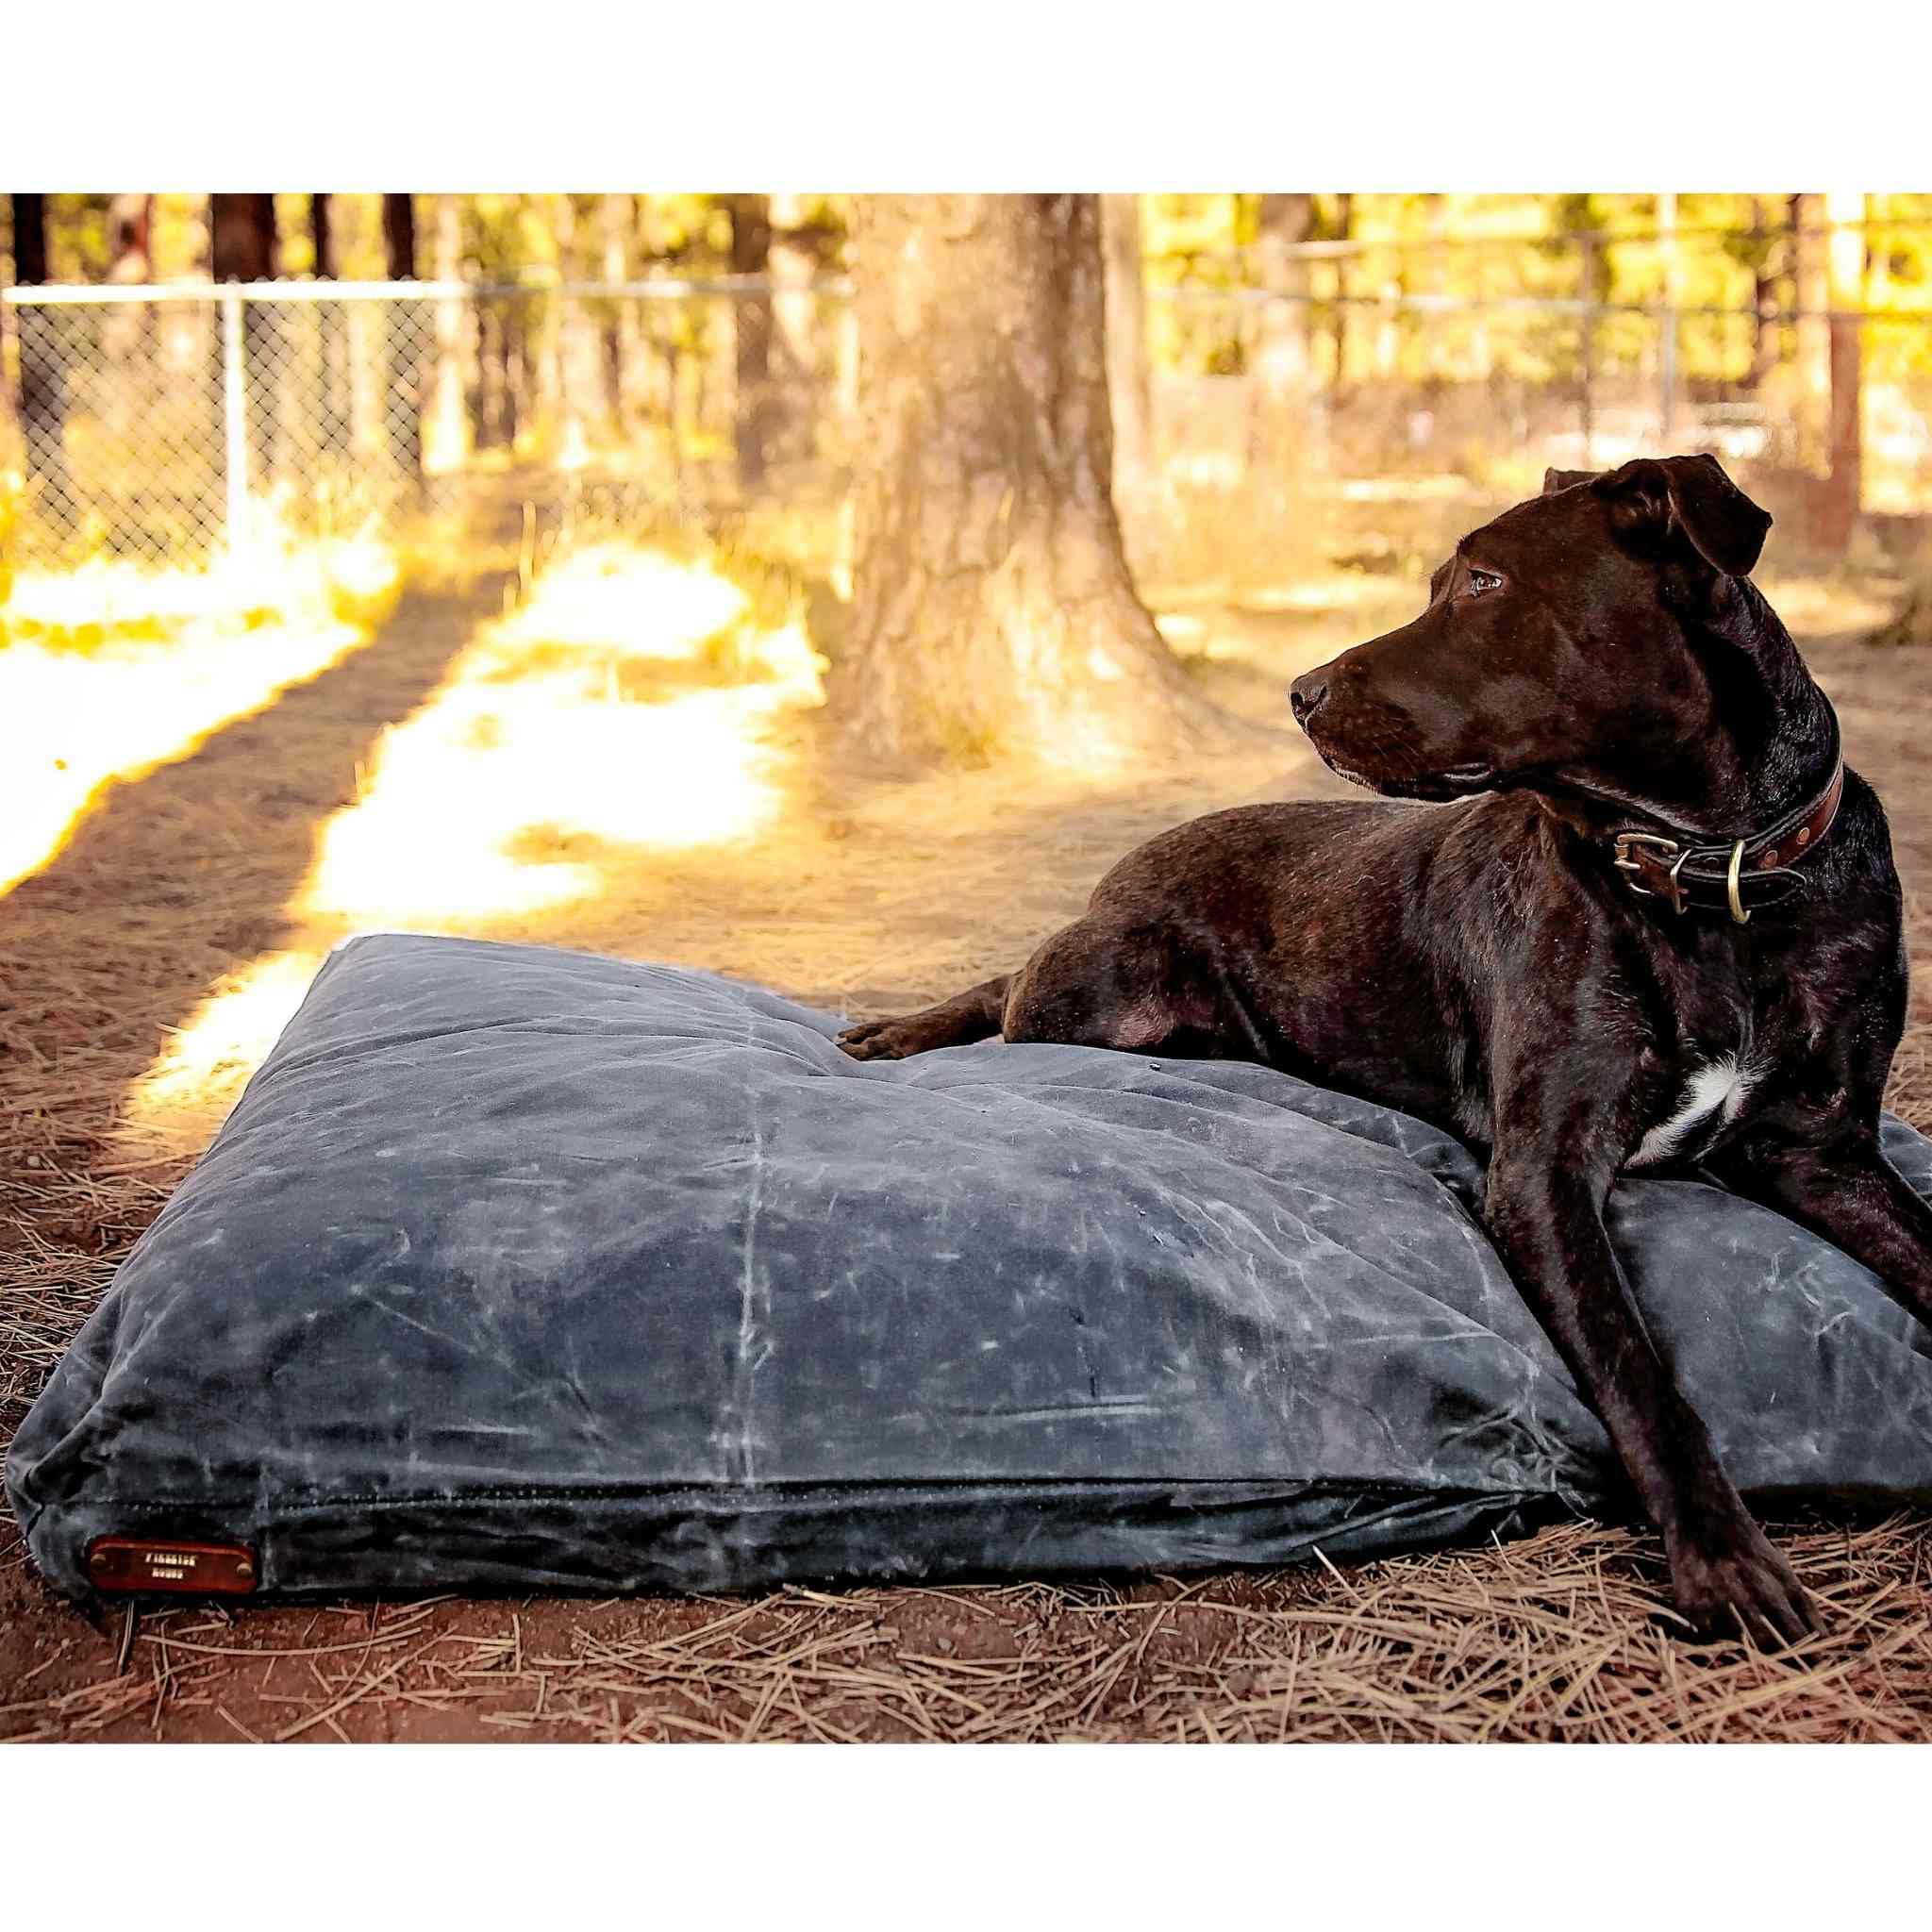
top-left (840, 454), bottom-right (1932, 1645)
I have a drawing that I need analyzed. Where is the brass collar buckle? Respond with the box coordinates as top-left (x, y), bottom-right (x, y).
top-left (1613, 830), bottom-right (1690, 914)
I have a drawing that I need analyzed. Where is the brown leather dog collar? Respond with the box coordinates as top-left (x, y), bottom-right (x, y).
top-left (1610, 749), bottom-right (1845, 924)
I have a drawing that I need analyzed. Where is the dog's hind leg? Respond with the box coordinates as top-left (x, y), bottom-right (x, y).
top-left (840, 917), bottom-right (1192, 1063)
top-left (1709, 1126), bottom-right (1932, 1330)
top-left (999, 917), bottom-right (1194, 1053)
top-left (838, 975), bottom-right (1012, 1061)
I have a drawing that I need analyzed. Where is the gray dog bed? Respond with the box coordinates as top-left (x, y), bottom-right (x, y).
top-left (10, 932), bottom-right (1932, 1603)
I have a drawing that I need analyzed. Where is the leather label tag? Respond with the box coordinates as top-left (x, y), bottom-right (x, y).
top-left (88, 1538), bottom-right (258, 1595)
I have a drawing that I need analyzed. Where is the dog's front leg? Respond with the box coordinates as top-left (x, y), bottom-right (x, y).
top-left (1714, 1125), bottom-right (1932, 1328)
top-left (839, 975), bottom-right (1013, 1061)
top-left (1482, 1147), bottom-right (1817, 1645)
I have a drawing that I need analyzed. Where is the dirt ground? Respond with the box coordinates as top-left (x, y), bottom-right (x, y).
top-left (5, 526), bottom-right (1932, 1742)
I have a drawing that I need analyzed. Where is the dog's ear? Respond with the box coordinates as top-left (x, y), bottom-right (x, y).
top-left (1542, 467), bottom-right (1596, 494)
top-left (1594, 454), bottom-right (1773, 575)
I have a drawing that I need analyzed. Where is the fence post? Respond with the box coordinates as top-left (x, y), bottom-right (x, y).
top-left (222, 288), bottom-right (249, 570)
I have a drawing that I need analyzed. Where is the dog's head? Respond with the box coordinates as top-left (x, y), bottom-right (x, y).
top-left (1289, 454), bottom-right (1773, 807)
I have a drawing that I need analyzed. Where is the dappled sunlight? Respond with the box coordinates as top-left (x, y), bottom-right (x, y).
top-left (122, 549), bottom-right (1326, 1162)
top-left (300, 676), bottom-right (816, 924)
top-left (1335, 475), bottom-right (1490, 506)
top-left (96, 516), bottom-right (1907, 1177)
top-left (0, 525), bottom-right (401, 895)
top-left (116, 541), bottom-right (826, 1154)
top-left (297, 545), bottom-right (824, 928)
top-left (119, 949), bottom-right (329, 1153)
top-left (2, 510), bottom-right (401, 641)
top-left (491, 541), bottom-right (753, 656)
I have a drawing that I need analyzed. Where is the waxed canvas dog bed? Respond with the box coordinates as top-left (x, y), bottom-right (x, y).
top-left (10, 931), bottom-right (1932, 1604)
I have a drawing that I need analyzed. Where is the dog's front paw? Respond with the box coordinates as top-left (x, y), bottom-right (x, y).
top-left (1664, 1510), bottom-right (1818, 1650)
top-left (838, 1018), bottom-right (921, 1061)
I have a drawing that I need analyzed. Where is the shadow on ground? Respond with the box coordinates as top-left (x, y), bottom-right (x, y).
top-left (1, 578), bottom-right (505, 1448)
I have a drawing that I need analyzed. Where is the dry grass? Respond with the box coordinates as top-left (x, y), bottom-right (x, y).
top-left (6, 1520), bottom-right (1928, 1743)
top-left (4, 508), bottom-right (1931, 1742)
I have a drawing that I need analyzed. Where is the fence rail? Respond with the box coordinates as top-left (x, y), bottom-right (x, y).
top-left (1, 277), bottom-right (859, 305)
top-left (8, 276), bottom-right (1924, 321)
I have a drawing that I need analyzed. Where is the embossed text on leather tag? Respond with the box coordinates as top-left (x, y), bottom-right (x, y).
top-left (87, 1538), bottom-right (258, 1595)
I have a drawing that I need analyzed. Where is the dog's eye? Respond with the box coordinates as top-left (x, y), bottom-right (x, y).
top-left (1466, 569), bottom-right (1503, 597)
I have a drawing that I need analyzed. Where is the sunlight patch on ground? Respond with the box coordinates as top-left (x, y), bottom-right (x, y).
top-left (1336, 475), bottom-right (1489, 505)
top-left (298, 544), bottom-right (824, 928)
top-left (121, 949), bottom-right (328, 1151)
top-left (302, 675), bottom-right (816, 924)
top-left (491, 542), bottom-right (752, 657)
top-left (0, 526), bottom-right (401, 896)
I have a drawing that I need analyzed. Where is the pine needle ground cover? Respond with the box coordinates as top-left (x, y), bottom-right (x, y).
top-left (4, 527), bottom-right (1929, 1741)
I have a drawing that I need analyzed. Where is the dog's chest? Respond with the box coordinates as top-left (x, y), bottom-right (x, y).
top-left (1625, 1055), bottom-right (1757, 1172)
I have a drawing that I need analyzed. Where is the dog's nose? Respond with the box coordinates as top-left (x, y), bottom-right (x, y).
top-left (1290, 674), bottom-right (1328, 725)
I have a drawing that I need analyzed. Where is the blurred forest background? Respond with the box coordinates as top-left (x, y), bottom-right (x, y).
top-left (7, 192), bottom-right (1930, 565)
top-left (7, 188), bottom-right (1931, 911)
top-left (8, 192), bottom-right (1928, 758)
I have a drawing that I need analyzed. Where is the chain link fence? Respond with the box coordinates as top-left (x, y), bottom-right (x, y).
top-left (0, 279), bottom-right (860, 567)
top-left (5, 272), bottom-right (1931, 572)
top-left (1147, 286), bottom-right (1932, 501)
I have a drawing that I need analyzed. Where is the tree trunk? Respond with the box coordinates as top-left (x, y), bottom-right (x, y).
top-left (10, 193), bottom-right (73, 531)
top-left (106, 193), bottom-right (152, 282)
top-left (1657, 191), bottom-right (1681, 446)
top-left (425, 193), bottom-right (469, 475)
top-left (1790, 192), bottom-right (1827, 471)
top-left (1781, 193), bottom-right (1804, 389)
top-left (1100, 193), bottom-right (1155, 543)
top-left (1329, 192), bottom-right (1353, 413)
top-left (210, 194), bottom-right (281, 489)
top-left (727, 193), bottom-right (774, 490)
top-left (599, 192), bottom-right (641, 430)
top-left (210, 193), bottom-right (275, 281)
top-left (1747, 195), bottom-right (1776, 391)
top-left (1421, 192), bottom-right (1446, 423)
top-left (835, 193), bottom-right (1223, 766)
top-left (10, 195), bottom-right (49, 286)
top-left (1820, 191), bottom-right (1865, 550)
top-left (10, 195), bottom-right (48, 287)
top-left (769, 193), bottom-right (819, 398)
top-left (532, 196), bottom-right (566, 453)
top-left (634, 192), bottom-right (678, 461)
top-left (310, 194), bottom-right (333, 279)
top-left (552, 194), bottom-right (592, 470)
top-left (310, 193), bottom-right (350, 458)
top-left (1578, 226), bottom-right (1606, 461)
top-left (381, 192), bottom-right (423, 479)
top-left (382, 193), bottom-right (416, 278)
top-left (1254, 192), bottom-right (1315, 465)
top-left (103, 195), bottom-right (154, 458)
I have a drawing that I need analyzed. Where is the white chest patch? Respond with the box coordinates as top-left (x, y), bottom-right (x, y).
top-left (1627, 1056), bottom-right (1755, 1172)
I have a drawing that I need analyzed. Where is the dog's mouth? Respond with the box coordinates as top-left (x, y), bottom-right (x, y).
top-left (1323, 758), bottom-right (1497, 803)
